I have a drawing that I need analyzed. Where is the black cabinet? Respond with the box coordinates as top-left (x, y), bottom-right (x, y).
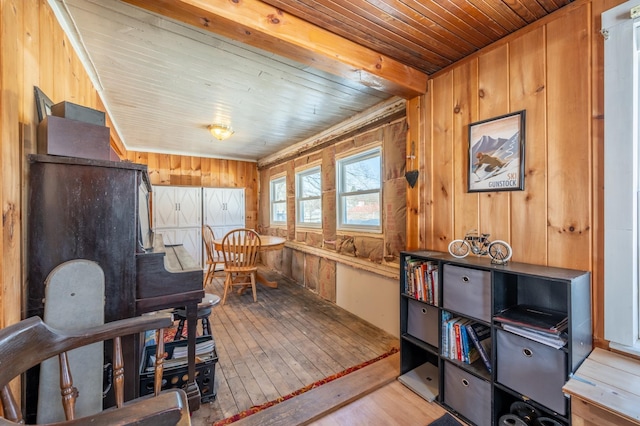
top-left (399, 250), bottom-right (591, 426)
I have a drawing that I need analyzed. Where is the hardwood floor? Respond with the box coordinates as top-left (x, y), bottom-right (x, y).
top-left (189, 267), bottom-right (405, 425)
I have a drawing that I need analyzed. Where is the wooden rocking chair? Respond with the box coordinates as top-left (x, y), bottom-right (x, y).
top-left (0, 313), bottom-right (191, 425)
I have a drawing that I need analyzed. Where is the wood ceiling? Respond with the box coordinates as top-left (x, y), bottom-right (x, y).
top-left (52, 0), bottom-right (574, 161)
top-left (260, 0), bottom-right (574, 75)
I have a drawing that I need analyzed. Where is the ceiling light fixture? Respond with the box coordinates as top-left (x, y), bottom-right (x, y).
top-left (208, 124), bottom-right (234, 141)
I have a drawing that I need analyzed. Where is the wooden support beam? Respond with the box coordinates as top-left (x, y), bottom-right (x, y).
top-left (122, 0), bottom-right (427, 99)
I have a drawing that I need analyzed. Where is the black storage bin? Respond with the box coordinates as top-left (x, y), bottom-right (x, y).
top-left (140, 335), bottom-right (218, 402)
top-left (496, 329), bottom-right (566, 415)
top-left (443, 264), bottom-right (491, 322)
top-left (444, 361), bottom-right (492, 426)
top-left (407, 299), bottom-right (439, 347)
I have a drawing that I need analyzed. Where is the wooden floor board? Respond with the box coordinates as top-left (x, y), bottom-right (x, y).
top-left (189, 268), bottom-right (408, 425)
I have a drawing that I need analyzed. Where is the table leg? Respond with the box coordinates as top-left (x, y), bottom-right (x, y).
top-left (256, 271), bottom-right (278, 288)
top-left (236, 271), bottom-right (278, 295)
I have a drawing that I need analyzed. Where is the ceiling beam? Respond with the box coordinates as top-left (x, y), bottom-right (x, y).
top-left (121, 0), bottom-right (428, 99)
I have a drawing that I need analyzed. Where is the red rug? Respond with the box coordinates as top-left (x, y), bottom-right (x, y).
top-left (212, 347), bottom-right (399, 425)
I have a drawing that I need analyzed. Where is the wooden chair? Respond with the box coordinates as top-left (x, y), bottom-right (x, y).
top-left (221, 228), bottom-right (261, 305)
top-left (202, 225), bottom-right (224, 287)
top-left (0, 313), bottom-right (191, 426)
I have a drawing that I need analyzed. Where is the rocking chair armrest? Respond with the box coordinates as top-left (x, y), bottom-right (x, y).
top-left (0, 389), bottom-right (192, 426)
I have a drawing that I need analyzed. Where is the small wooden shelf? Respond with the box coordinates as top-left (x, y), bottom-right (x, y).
top-left (563, 348), bottom-right (640, 426)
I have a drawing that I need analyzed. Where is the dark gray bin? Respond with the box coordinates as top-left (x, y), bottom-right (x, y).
top-left (407, 299), bottom-right (439, 347)
top-left (443, 264), bottom-right (491, 322)
top-left (51, 101), bottom-right (106, 126)
top-left (444, 361), bottom-right (492, 426)
top-left (496, 329), bottom-right (567, 415)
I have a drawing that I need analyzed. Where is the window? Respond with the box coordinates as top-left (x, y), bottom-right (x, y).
top-left (336, 147), bottom-right (382, 232)
top-left (270, 176), bottom-right (286, 225)
top-left (296, 166), bottom-right (322, 227)
top-left (603, 0), bottom-right (640, 355)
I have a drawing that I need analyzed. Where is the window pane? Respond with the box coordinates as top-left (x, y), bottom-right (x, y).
top-left (343, 156), bottom-right (380, 192)
top-left (300, 172), bottom-right (321, 198)
top-left (272, 202), bottom-right (286, 222)
top-left (273, 179), bottom-right (286, 202)
top-left (342, 193), bottom-right (380, 226)
top-left (299, 199), bottom-right (321, 223)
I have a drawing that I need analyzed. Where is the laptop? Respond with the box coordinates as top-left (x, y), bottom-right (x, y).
top-left (397, 362), bottom-right (439, 402)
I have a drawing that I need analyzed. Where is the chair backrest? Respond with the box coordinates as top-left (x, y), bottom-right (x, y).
top-left (202, 224), bottom-right (216, 262)
top-left (0, 313), bottom-right (191, 426)
top-left (221, 228), bottom-right (261, 269)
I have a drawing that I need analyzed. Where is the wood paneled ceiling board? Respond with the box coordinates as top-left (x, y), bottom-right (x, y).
top-left (49, 0), bottom-right (573, 161)
top-left (262, 0), bottom-right (574, 74)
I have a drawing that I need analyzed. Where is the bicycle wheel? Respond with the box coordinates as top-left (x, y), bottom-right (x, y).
top-left (488, 240), bottom-right (512, 263)
top-left (448, 240), bottom-right (470, 258)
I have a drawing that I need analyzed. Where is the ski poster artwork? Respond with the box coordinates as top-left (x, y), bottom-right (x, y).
top-left (468, 111), bottom-right (525, 192)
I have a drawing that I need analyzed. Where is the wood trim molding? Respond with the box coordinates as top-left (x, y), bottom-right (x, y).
top-left (122, 0), bottom-right (427, 98)
top-left (284, 240), bottom-right (400, 280)
top-left (258, 97), bottom-right (406, 168)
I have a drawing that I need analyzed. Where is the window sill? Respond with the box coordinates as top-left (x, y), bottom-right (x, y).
top-left (609, 341), bottom-right (640, 360)
top-left (284, 240), bottom-right (400, 280)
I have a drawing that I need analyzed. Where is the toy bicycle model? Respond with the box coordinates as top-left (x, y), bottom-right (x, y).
top-left (448, 229), bottom-right (512, 264)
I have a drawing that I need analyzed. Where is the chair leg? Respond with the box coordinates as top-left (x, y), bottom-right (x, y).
top-left (221, 273), bottom-right (231, 306)
top-left (251, 272), bottom-right (257, 302)
top-left (204, 264), bottom-right (214, 287)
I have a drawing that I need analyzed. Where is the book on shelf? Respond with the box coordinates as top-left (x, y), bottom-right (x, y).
top-left (441, 311), bottom-right (453, 358)
top-left (404, 258), bottom-right (439, 305)
top-left (453, 318), bottom-right (472, 362)
top-left (465, 322), bottom-right (492, 373)
top-left (501, 323), bottom-right (568, 349)
top-left (494, 305), bottom-right (567, 334)
top-left (442, 313), bottom-right (480, 366)
top-left (460, 321), bottom-right (478, 364)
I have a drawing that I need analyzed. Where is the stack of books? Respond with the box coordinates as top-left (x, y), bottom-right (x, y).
top-left (441, 312), bottom-right (492, 373)
top-left (494, 305), bottom-right (568, 349)
top-left (404, 259), bottom-right (439, 305)
top-left (145, 338), bottom-right (216, 371)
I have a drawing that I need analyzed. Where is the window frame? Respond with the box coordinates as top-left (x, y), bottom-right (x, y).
top-left (295, 165), bottom-right (322, 229)
top-left (603, 0), bottom-right (640, 356)
top-left (336, 146), bottom-right (382, 233)
top-left (269, 175), bottom-right (287, 226)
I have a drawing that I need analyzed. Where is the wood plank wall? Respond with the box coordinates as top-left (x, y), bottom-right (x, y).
top-left (408, 0), bottom-right (623, 346)
top-left (0, 0), bottom-right (626, 359)
top-left (124, 151), bottom-right (258, 230)
top-left (0, 0), bottom-right (259, 336)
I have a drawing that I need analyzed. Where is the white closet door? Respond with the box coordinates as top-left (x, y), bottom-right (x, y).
top-left (224, 189), bottom-right (245, 226)
top-left (203, 188), bottom-right (227, 226)
top-left (153, 186), bottom-right (179, 228)
top-left (203, 188), bottom-right (245, 227)
top-left (175, 187), bottom-right (201, 227)
top-left (153, 186), bottom-right (202, 228)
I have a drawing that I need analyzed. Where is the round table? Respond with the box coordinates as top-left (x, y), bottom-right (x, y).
top-left (213, 235), bottom-right (285, 288)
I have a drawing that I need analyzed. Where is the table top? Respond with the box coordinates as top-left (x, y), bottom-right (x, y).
top-left (213, 235), bottom-right (285, 251)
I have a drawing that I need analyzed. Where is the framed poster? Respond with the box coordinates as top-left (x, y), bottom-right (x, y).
top-left (34, 86), bottom-right (54, 123)
top-left (468, 110), bottom-right (526, 192)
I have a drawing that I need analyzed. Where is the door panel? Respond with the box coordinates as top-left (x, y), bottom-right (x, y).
top-left (176, 187), bottom-right (201, 227)
top-left (153, 186), bottom-right (179, 228)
